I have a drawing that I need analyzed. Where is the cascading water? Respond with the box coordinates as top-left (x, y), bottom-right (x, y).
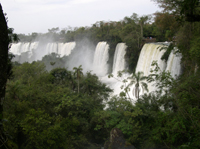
top-left (28, 42), bottom-right (39, 58)
top-left (166, 49), bottom-right (182, 78)
top-left (45, 43), bottom-right (58, 55)
top-left (10, 42), bottom-right (76, 62)
top-left (100, 43), bottom-right (130, 98)
top-left (10, 42), bottom-right (34, 55)
top-left (131, 42), bottom-right (182, 99)
top-left (58, 42), bottom-right (76, 57)
top-left (112, 43), bottom-right (127, 75)
top-left (136, 43), bottom-right (167, 76)
top-left (10, 42), bottom-right (39, 62)
top-left (92, 42), bottom-right (109, 77)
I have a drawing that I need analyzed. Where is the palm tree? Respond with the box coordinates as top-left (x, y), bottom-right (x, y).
top-left (128, 71), bottom-right (148, 99)
top-left (139, 15), bottom-right (149, 38)
top-left (73, 65), bottom-right (83, 93)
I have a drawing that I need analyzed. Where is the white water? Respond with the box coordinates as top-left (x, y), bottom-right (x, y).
top-left (166, 49), bottom-right (182, 78)
top-left (92, 42), bottom-right (109, 77)
top-left (45, 43), bottom-right (58, 55)
top-left (129, 43), bottom-right (182, 99)
top-left (136, 43), bottom-right (167, 76)
top-left (100, 43), bottom-right (133, 99)
top-left (28, 42), bottom-right (39, 58)
top-left (58, 42), bottom-right (76, 57)
top-left (10, 42), bottom-right (39, 56)
top-left (10, 42), bottom-right (76, 62)
top-left (112, 43), bottom-right (127, 75)
top-left (134, 43), bottom-right (167, 94)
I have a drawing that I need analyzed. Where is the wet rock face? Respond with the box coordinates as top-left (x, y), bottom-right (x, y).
top-left (104, 128), bottom-right (135, 149)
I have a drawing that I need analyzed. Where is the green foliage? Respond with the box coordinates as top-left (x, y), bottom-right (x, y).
top-left (153, 0), bottom-right (200, 22)
top-left (153, 12), bottom-right (179, 41)
top-left (41, 53), bottom-right (68, 71)
top-left (190, 36), bottom-right (200, 67)
top-left (4, 62), bottom-right (113, 148)
top-left (160, 43), bottom-right (174, 62)
top-left (50, 67), bottom-right (74, 88)
top-left (92, 96), bottom-right (142, 145)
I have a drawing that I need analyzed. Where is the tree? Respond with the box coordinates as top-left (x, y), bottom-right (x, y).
top-left (154, 12), bottom-right (179, 41)
top-left (8, 27), bottom-right (19, 43)
top-left (139, 15), bottom-right (150, 38)
top-left (41, 53), bottom-right (67, 71)
top-left (0, 3), bottom-right (9, 148)
top-left (48, 27), bottom-right (59, 33)
top-left (152, 0), bottom-right (200, 22)
top-left (128, 71), bottom-right (148, 99)
top-left (73, 65), bottom-right (83, 93)
top-left (50, 67), bottom-right (76, 90)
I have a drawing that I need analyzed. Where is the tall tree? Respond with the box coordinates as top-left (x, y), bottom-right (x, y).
top-left (139, 15), bottom-right (150, 38)
top-left (0, 3), bottom-right (9, 148)
top-left (73, 65), bottom-right (83, 93)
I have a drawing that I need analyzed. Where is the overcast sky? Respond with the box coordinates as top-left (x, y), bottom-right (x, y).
top-left (0, 0), bottom-right (160, 34)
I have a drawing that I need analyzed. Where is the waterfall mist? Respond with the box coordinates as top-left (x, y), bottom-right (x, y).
top-left (65, 38), bottom-right (95, 73)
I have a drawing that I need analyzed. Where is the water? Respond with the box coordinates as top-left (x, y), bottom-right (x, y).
top-left (132, 43), bottom-right (182, 98)
top-left (92, 42), bottom-right (109, 77)
top-left (58, 42), bottom-right (76, 57)
top-left (9, 42), bottom-right (76, 62)
top-left (112, 43), bottom-right (127, 75)
top-left (166, 48), bottom-right (182, 78)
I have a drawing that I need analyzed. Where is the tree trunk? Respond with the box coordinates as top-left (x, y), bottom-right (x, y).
top-left (140, 24), bottom-right (143, 39)
top-left (78, 79), bottom-right (79, 94)
top-left (135, 83), bottom-right (139, 99)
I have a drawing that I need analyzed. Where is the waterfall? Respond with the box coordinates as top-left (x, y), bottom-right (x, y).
top-left (166, 49), bottom-right (182, 78)
top-left (136, 43), bottom-right (167, 76)
top-left (132, 42), bottom-right (182, 98)
top-left (28, 42), bottom-right (39, 58)
top-left (10, 42), bottom-right (33, 55)
top-left (92, 42), bottom-right (109, 77)
top-left (10, 42), bottom-right (76, 62)
top-left (136, 43), bottom-right (182, 79)
top-left (134, 43), bottom-right (167, 95)
top-left (58, 42), bottom-right (76, 57)
top-left (45, 43), bottom-right (58, 55)
top-left (112, 43), bottom-right (127, 75)
top-left (100, 43), bottom-right (132, 99)
top-left (9, 43), bottom-right (21, 55)
top-left (10, 42), bottom-right (39, 61)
